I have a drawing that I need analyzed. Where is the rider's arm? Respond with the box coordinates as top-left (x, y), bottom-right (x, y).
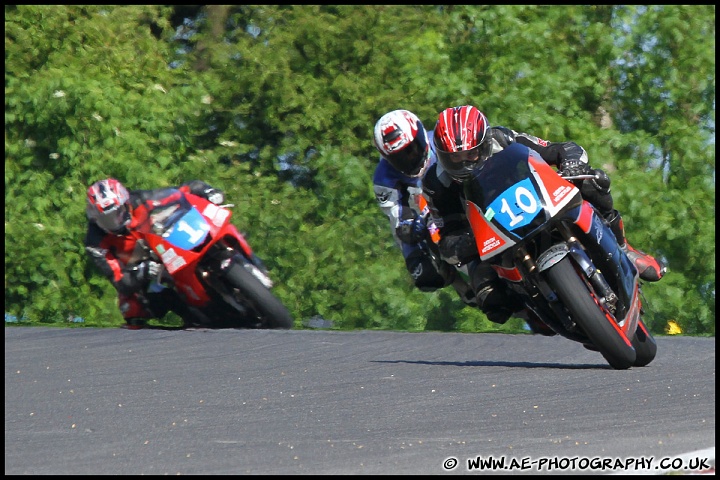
top-left (130, 181), bottom-right (224, 207)
top-left (372, 159), bottom-right (424, 248)
top-left (179, 180), bottom-right (225, 205)
top-left (492, 126), bottom-right (589, 168)
top-left (421, 164), bottom-right (478, 265)
top-left (84, 223), bottom-right (149, 296)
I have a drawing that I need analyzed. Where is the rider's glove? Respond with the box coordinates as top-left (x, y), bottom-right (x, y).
top-left (438, 231), bottom-right (478, 265)
top-left (559, 158), bottom-right (591, 177)
top-left (396, 216), bottom-right (427, 244)
top-left (204, 188), bottom-right (225, 206)
top-left (589, 168), bottom-right (611, 194)
top-left (134, 260), bottom-right (162, 284)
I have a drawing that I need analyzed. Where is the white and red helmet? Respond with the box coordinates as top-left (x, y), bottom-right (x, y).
top-left (86, 178), bottom-right (131, 234)
top-left (373, 109), bottom-right (431, 178)
top-left (433, 105), bottom-right (491, 180)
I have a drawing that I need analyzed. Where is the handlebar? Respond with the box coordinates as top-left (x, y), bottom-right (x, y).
top-left (561, 174), bottom-right (596, 181)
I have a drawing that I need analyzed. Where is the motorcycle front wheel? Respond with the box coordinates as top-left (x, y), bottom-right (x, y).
top-left (223, 262), bottom-right (294, 329)
top-left (545, 256), bottom-right (636, 370)
top-left (631, 319), bottom-right (657, 367)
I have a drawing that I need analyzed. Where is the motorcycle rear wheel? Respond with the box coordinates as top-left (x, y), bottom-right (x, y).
top-left (224, 262), bottom-right (294, 329)
top-left (545, 256), bottom-right (636, 370)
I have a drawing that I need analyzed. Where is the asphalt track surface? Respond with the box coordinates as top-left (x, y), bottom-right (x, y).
top-left (5, 327), bottom-right (715, 475)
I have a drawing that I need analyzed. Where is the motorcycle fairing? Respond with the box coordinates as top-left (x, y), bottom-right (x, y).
top-left (465, 143), bottom-right (582, 262)
top-left (201, 203), bottom-right (231, 228)
top-left (416, 194), bottom-right (442, 244)
top-left (526, 151), bottom-right (578, 217)
top-left (133, 192), bottom-right (237, 305)
top-left (492, 264), bottom-right (523, 282)
top-left (466, 201), bottom-right (515, 259)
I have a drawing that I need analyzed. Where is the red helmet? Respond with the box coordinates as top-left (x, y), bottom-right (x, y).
top-left (433, 106), bottom-right (492, 180)
top-left (86, 178), bottom-right (131, 234)
top-left (373, 109), bottom-right (430, 178)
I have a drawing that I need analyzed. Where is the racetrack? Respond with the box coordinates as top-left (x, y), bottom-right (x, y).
top-left (4, 327), bottom-right (715, 475)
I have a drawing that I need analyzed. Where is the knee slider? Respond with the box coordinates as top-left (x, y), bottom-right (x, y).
top-left (475, 282), bottom-right (514, 310)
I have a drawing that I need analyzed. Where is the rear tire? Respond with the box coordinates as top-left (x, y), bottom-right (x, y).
top-left (545, 257), bottom-right (635, 370)
top-left (224, 263), bottom-right (293, 329)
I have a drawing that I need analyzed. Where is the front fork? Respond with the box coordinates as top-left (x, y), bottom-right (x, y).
top-left (553, 223), bottom-right (618, 315)
top-left (526, 222), bottom-right (618, 317)
top-left (513, 232), bottom-right (618, 335)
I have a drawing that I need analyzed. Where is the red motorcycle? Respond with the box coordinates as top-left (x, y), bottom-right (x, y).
top-left (129, 188), bottom-right (293, 329)
top-left (463, 143), bottom-right (657, 369)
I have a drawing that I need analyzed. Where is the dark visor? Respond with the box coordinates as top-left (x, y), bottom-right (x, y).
top-left (388, 140), bottom-right (424, 175)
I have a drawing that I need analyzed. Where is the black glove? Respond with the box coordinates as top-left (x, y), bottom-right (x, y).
top-left (438, 231), bottom-right (478, 265)
top-left (203, 188), bottom-right (225, 205)
top-left (396, 216), bottom-right (428, 244)
top-left (133, 260), bottom-right (162, 285)
top-left (589, 168), bottom-right (611, 194)
top-left (560, 158), bottom-right (591, 177)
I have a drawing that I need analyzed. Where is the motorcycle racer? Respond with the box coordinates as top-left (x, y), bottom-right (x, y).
top-left (423, 105), bottom-right (667, 325)
top-left (372, 109), bottom-right (476, 306)
top-left (84, 178), bottom-right (226, 329)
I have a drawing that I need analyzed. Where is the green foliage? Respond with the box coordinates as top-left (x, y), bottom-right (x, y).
top-left (5, 6), bottom-right (714, 336)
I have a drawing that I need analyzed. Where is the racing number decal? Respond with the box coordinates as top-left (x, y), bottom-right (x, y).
top-left (499, 186), bottom-right (538, 227)
top-left (175, 219), bottom-right (210, 245)
top-left (164, 208), bottom-right (211, 250)
top-left (487, 178), bottom-right (541, 231)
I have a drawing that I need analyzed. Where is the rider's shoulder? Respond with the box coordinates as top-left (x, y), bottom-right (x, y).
top-left (373, 157), bottom-right (419, 188)
top-left (489, 125), bottom-right (516, 142)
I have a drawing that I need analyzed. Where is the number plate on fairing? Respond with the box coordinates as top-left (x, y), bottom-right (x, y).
top-left (163, 208), bottom-right (211, 250)
top-left (485, 178), bottom-right (542, 231)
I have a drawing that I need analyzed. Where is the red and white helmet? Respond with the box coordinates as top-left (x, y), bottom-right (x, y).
top-left (433, 105), bottom-right (491, 180)
top-left (86, 178), bottom-right (131, 234)
top-left (373, 109), bottom-right (431, 178)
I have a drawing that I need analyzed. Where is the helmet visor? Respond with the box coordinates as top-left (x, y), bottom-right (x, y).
top-left (94, 205), bottom-right (130, 233)
top-left (444, 146), bottom-right (480, 164)
top-left (436, 142), bottom-right (493, 179)
top-left (386, 135), bottom-right (429, 177)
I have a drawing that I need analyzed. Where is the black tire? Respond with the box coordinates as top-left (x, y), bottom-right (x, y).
top-left (631, 319), bottom-right (657, 367)
top-left (223, 263), bottom-right (294, 329)
top-left (545, 256), bottom-right (636, 370)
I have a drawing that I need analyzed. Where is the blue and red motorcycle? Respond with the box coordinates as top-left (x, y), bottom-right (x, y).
top-left (463, 143), bottom-right (657, 369)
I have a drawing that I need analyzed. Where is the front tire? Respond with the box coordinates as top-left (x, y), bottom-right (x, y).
top-left (224, 263), bottom-right (293, 329)
top-left (631, 319), bottom-right (657, 367)
top-left (545, 257), bottom-right (636, 370)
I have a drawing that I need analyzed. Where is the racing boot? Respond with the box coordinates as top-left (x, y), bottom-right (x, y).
top-left (607, 210), bottom-right (666, 282)
top-left (451, 274), bottom-right (478, 308)
top-left (515, 308), bottom-right (556, 336)
top-left (123, 317), bottom-right (147, 330)
top-left (475, 281), bottom-right (522, 325)
top-left (484, 306), bottom-right (514, 325)
top-left (181, 306), bottom-right (213, 329)
top-left (119, 294), bottom-right (153, 329)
